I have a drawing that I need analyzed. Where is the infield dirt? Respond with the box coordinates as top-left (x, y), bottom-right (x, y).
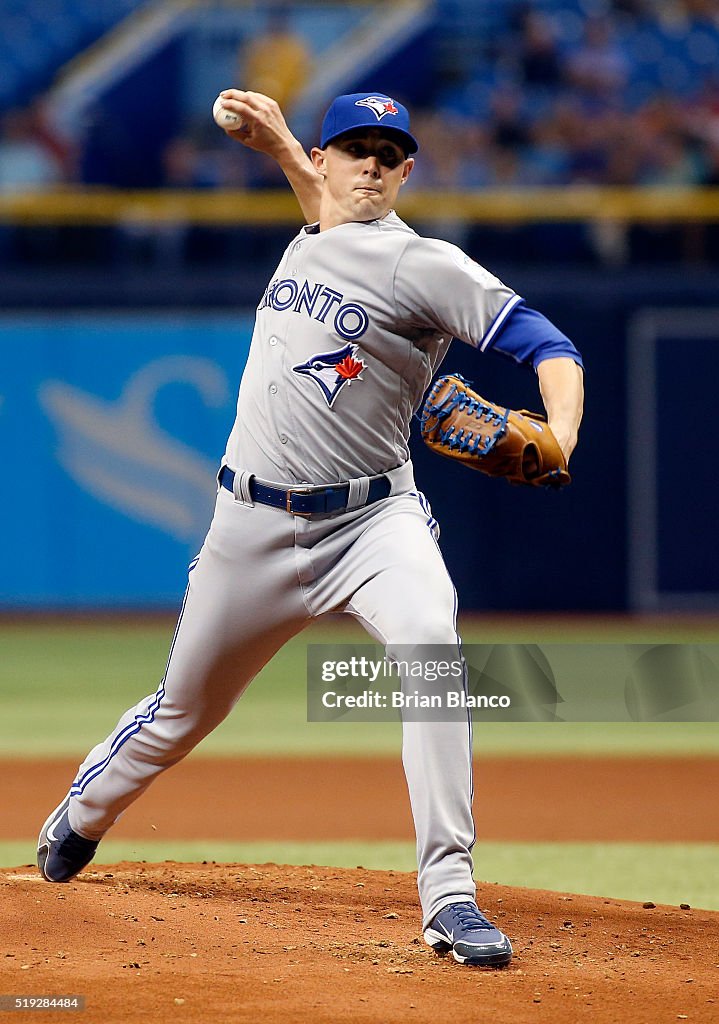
top-left (2, 862), bottom-right (718, 1024)
top-left (3, 755), bottom-right (719, 842)
top-left (1, 755), bottom-right (719, 1021)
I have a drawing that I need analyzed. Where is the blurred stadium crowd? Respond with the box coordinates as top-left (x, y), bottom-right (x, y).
top-left (424, 0), bottom-right (719, 189)
top-left (2, 0), bottom-right (719, 191)
top-left (2, 1), bottom-right (719, 272)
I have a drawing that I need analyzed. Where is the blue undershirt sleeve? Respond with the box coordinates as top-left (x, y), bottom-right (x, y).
top-left (484, 300), bottom-right (584, 370)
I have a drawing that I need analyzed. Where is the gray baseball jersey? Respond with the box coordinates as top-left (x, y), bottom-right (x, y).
top-left (226, 211), bottom-right (517, 482)
top-left (55, 211), bottom-right (539, 929)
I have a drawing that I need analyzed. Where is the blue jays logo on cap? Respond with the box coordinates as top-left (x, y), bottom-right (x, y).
top-left (355, 96), bottom-right (399, 121)
top-left (320, 92), bottom-right (419, 154)
top-left (292, 343), bottom-right (366, 408)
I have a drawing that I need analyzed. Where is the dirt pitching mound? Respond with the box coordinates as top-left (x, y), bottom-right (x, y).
top-left (1, 863), bottom-right (717, 1024)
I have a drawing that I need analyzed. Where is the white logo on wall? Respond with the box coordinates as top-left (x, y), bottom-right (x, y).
top-left (40, 356), bottom-right (230, 543)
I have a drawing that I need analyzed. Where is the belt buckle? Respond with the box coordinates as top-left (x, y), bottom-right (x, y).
top-left (286, 486), bottom-right (314, 517)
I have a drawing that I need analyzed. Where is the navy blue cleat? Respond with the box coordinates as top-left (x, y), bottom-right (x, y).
top-left (424, 902), bottom-right (513, 967)
top-left (37, 796), bottom-right (99, 883)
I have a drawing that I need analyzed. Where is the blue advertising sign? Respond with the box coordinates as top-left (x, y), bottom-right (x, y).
top-left (1, 312), bottom-right (253, 606)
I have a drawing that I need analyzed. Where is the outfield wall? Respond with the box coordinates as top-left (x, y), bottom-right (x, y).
top-left (1, 268), bottom-right (717, 612)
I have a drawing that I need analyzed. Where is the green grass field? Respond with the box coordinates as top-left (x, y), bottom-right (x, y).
top-left (2, 617), bottom-right (718, 756)
top-left (1, 618), bottom-right (717, 909)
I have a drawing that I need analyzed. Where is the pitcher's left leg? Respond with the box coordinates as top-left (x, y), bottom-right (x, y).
top-left (339, 498), bottom-right (476, 929)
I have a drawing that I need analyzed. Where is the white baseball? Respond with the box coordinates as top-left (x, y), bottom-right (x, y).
top-left (213, 95), bottom-right (243, 130)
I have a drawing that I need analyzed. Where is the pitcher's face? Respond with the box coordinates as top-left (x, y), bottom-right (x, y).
top-left (312, 129), bottom-right (414, 228)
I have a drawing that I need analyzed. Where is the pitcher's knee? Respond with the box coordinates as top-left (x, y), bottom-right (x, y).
top-left (384, 609), bottom-right (460, 650)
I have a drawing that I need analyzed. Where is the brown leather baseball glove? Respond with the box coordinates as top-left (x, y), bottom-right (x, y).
top-left (420, 373), bottom-right (571, 489)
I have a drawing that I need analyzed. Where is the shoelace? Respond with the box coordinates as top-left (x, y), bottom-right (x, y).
top-left (447, 903), bottom-right (496, 932)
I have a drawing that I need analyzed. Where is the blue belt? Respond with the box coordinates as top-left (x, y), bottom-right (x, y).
top-left (219, 465), bottom-right (392, 516)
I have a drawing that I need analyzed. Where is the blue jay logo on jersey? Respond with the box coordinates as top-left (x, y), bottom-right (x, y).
top-left (292, 344), bottom-right (365, 408)
top-left (355, 96), bottom-right (399, 121)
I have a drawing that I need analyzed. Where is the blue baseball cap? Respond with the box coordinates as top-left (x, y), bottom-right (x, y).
top-left (320, 93), bottom-right (418, 154)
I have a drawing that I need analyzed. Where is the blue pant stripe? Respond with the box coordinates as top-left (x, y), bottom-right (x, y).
top-left (417, 491), bottom-right (439, 540)
top-left (70, 684), bottom-right (166, 796)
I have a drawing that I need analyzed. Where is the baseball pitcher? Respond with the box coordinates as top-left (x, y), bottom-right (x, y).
top-left (38, 91), bottom-right (584, 968)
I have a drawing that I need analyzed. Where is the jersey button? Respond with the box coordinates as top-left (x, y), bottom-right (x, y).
top-left (269, 336), bottom-right (278, 346)
top-left (269, 384), bottom-right (278, 395)
top-left (280, 434), bottom-right (288, 444)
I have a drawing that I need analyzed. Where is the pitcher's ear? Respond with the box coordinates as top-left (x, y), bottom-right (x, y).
top-left (311, 147), bottom-right (327, 177)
